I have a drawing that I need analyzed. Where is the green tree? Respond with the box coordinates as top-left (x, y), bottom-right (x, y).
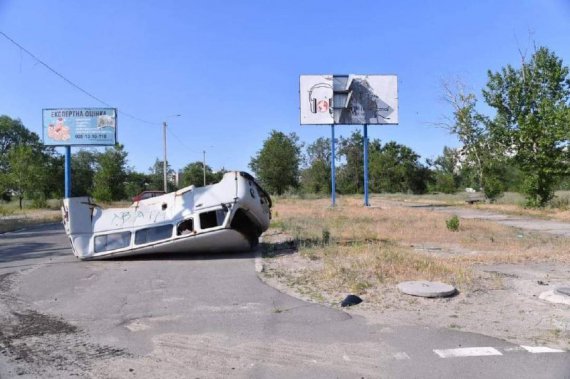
top-left (5, 145), bottom-right (45, 209)
top-left (147, 158), bottom-right (176, 192)
top-left (430, 146), bottom-right (462, 193)
top-left (0, 115), bottom-right (44, 173)
top-left (301, 137), bottom-right (331, 194)
top-left (336, 131), bottom-right (365, 194)
top-left (483, 47), bottom-right (570, 206)
top-left (71, 150), bottom-right (97, 197)
top-left (369, 141), bottom-right (429, 194)
top-left (442, 80), bottom-right (507, 200)
top-left (124, 171), bottom-right (151, 199)
top-left (92, 144), bottom-right (128, 201)
top-left (179, 161), bottom-right (220, 187)
top-left (0, 115), bottom-right (60, 200)
top-left (43, 153), bottom-right (64, 199)
top-left (249, 130), bottom-right (302, 195)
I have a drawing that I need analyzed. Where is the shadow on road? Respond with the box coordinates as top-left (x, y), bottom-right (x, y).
top-left (106, 249), bottom-right (257, 262)
top-left (0, 224), bottom-right (70, 264)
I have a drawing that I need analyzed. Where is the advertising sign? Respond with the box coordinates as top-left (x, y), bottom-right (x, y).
top-left (300, 75), bottom-right (334, 125)
top-left (300, 75), bottom-right (398, 125)
top-left (42, 108), bottom-right (117, 146)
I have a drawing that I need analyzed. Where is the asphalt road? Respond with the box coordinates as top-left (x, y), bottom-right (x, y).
top-left (0, 223), bottom-right (568, 378)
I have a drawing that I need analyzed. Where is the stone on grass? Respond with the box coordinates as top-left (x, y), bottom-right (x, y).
top-left (397, 281), bottom-right (457, 298)
top-left (340, 294), bottom-right (363, 307)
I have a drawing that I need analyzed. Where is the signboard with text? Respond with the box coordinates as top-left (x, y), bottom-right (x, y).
top-left (42, 108), bottom-right (117, 146)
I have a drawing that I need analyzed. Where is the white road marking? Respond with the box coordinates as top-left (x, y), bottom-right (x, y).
top-left (393, 352), bottom-right (410, 360)
top-left (434, 347), bottom-right (502, 358)
top-left (520, 346), bottom-right (565, 354)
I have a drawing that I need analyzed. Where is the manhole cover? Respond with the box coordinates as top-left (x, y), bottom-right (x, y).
top-left (554, 287), bottom-right (570, 297)
top-left (397, 281), bottom-right (457, 298)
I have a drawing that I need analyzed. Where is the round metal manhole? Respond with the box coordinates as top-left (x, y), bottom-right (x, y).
top-left (397, 281), bottom-right (457, 298)
top-left (554, 287), bottom-right (570, 297)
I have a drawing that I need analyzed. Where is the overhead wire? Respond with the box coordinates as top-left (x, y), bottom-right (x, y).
top-left (0, 31), bottom-right (159, 126)
top-left (166, 126), bottom-right (202, 154)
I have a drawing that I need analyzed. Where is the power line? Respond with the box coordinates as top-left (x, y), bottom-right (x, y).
top-left (0, 31), bottom-right (158, 125)
top-left (166, 126), bottom-right (200, 153)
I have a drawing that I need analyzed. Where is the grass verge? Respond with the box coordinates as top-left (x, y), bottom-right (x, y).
top-left (261, 196), bottom-right (570, 299)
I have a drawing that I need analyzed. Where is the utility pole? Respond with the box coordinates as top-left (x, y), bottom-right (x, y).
top-left (163, 121), bottom-right (168, 192)
top-left (161, 114), bottom-right (181, 193)
top-left (203, 150), bottom-right (206, 186)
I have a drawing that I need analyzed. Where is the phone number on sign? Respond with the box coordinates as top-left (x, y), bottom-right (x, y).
top-left (75, 134), bottom-right (110, 139)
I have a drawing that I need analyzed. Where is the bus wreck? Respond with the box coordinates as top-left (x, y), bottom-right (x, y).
top-left (61, 171), bottom-right (271, 260)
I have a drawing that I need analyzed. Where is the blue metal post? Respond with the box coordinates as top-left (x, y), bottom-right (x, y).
top-left (363, 124), bottom-right (369, 206)
top-left (65, 146), bottom-right (71, 198)
top-left (331, 124), bottom-right (336, 207)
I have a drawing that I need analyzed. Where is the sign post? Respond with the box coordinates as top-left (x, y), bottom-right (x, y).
top-left (331, 124), bottom-right (336, 206)
top-left (64, 146), bottom-right (71, 198)
top-left (363, 124), bottom-right (369, 206)
top-left (42, 108), bottom-right (117, 198)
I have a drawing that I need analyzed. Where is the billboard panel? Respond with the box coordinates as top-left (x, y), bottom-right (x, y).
top-left (42, 108), bottom-right (117, 146)
top-left (300, 74), bottom-right (398, 125)
top-left (300, 75), bottom-right (334, 125)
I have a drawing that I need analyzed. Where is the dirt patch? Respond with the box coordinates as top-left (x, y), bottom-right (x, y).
top-left (0, 271), bottom-right (128, 377)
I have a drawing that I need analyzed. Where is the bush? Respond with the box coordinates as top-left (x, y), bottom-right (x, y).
top-left (1, 191), bottom-right (11, 202)
top-left (482, 175), bottom-right (504, 202)
top-left (550, 196), bottom-right (570, 210)
top-left (30, 195), bottom-right (48, 209)
top-left (434, 173), bottom-right (457, 194)
top-left (321, 228), bottom-right (330, 245)
top-left (446, 215), bottom-right (460, 232)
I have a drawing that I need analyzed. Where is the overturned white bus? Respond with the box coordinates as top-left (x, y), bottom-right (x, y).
top-left (62, 171), bottom-right (271, 260)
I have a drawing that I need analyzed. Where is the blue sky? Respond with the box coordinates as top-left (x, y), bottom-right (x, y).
top-left (1, 0), bottom-right (569, 174)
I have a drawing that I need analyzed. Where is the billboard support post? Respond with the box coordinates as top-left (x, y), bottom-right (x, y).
top-left (64, 146), bottom-right (71, 198)
top-left (163, 121), bottom-right (168, 193)
top-left (363, 124), bottom-right (369, 206)
top-left (331, 124), bottom-right (336, 207)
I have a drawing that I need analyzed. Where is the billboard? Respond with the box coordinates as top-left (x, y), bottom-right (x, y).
top-left (300, 75), bottom-right (398, 125)
top-left (42, 108), bottom-right (117, 146)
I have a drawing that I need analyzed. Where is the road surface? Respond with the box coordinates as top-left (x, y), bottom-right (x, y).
top-left (0, 223), bottom-right (568, 378)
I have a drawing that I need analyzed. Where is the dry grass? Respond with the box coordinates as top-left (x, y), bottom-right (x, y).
top-left (263, 196), bottom-right (570, 296)
top-left (0, 209), bottom-right (62, 233)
